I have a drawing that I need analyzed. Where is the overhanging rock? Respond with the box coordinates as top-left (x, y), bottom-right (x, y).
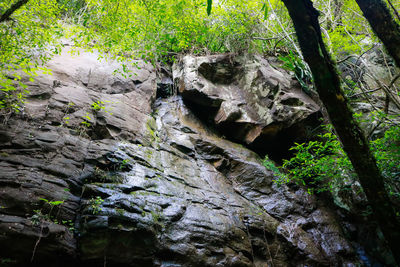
top-left (173, 54), bottom-right (321, 159)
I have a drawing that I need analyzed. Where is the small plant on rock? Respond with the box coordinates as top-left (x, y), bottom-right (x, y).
top-left (88, 196), bottom-right (104, 215)
top-left (30, 197), bottom-right (74, 230)
top-left (30, 198), bottom-right (65, 224)
top-left (91, 100), bottom-right (113, 114)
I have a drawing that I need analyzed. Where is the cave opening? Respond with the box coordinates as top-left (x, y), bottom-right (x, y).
top-left (180, 93), bottom-right (323, 164)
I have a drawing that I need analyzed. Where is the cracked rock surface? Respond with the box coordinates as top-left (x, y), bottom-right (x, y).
top-left (0, 50), bottom-right (359, 266)
top-left (173, 54), bottom-right (321, 158)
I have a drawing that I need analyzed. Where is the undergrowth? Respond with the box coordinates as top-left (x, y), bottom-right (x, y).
top-left (265, 118), bottom-right (400, 199)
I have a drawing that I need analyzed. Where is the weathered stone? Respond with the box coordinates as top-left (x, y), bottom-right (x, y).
top-left (173, 54), bottom-right (321, 158)
top-left (0, 50), bottom-right (362, 266)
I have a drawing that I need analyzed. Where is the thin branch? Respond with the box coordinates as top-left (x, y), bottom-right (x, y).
top-left (336, 54), bottom-right (356, 64)
top-left (344, 57), bottom-right (400, 109)
top-left (266, 0), bottom-right (303, 58)
top-left (252, 32), bottom-right (295, 41)
top-left (274, 35), bottom-right (289, 51)
top-left (362, 68), bottom-right (400, 110)
top-left (336, 45), bottom-right (375, 64)
top-left (0, 0), bottom-right (29, 23)
top-left (252, 36), bottom-right (280, 41)
top-left (389, 72), bottom-right (400, 87)
top-left (348, 87), bottom-right (382, 98)
top-left (387, 0), bottom-right (400, 22)
top-left (348, 73), bottom-right (400, 98)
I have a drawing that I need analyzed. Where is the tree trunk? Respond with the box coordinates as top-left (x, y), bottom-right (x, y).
top-left (355, 0), bottom-right (400, 67)
top-left (281, 0), bottom-right (400, 264)
top-left (0, 0), bottom-right (29, 23)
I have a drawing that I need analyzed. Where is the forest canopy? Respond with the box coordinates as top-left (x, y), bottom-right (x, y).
top-left (1, 0), bottom-right (399, 111)
top-left (2, 0), bottom-right (398, 64)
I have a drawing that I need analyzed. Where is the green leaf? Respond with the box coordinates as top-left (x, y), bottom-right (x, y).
top-left (207, 0), bottom-right (212, 16)
top-left (49, 200), bottom-right (64, 206)
top-left (263, 4), bottom-right (269, 20)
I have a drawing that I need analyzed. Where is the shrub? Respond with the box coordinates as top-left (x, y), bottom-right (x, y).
top-left (272, 123), bottom-right (400, 198)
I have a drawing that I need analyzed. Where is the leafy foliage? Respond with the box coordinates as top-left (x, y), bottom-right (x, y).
top-left (314, 0), bottom-right (377, 57)
top-left (88, 196), bottom-right (104, 215)
top-left (273, 122), bottom-right (400, 198)
top-left (1, 0), bottom-right (395, 115)
top-left (371, 124), bottom-right (400, 199)
top-left (262, 155), bottom-right (281, 175)
top-left (0, 0), bottom-right (63, 113)
top-left (279, 51), bottom-right (312, 94)
top-left (30, 197), bottom-right (74, 231)
top-left (64, 0), bottom-right (272, 62)
top-left (276, 129), bottom-right (355, 194)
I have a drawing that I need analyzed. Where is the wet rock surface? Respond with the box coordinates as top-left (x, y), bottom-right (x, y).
top-left (0, 50), bottom-right (360, 266)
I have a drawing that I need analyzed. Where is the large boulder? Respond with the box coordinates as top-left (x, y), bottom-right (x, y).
top-left (173, 54), bottom-right (320, 158)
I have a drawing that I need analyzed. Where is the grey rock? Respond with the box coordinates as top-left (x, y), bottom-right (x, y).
top-left (173, 54), bottom-right (321, 157)
top-left (0, 50), bottom-right (360, 266)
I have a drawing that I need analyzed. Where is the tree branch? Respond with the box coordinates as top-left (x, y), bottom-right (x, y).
top-left (387, 0), bottom-right (400, 22)
top-left (252, 32), bottom-right (296, 41)
top-left (0, 0), bottom-right (29, 23)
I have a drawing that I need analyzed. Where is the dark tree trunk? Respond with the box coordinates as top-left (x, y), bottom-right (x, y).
top-left (0, 0), bottom-right (29, 23)
top-left (281, 0), bottom-right (400, 264)
top-left (355, 0), bottom-right (400, 67)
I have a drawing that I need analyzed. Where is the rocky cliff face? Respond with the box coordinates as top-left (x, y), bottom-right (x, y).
top-left (0, 49), bottom-right (360, 266)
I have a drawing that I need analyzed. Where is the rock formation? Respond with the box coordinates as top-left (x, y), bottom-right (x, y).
top-left (173, 55), bottom-right (321, 160)
top-left (0, 49), bottom-right (360, 266)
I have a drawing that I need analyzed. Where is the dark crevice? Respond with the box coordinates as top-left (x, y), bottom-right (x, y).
top-left (174, 75), bottom-right (323, 164)
top-left (156, 78), bottom-right (174, 99)
top-left (250, 111), bottom-right (323, 163)
top-left (185, 96), bottom-right (323, 163)
top-left (180, 97), bottom-right (221, 132)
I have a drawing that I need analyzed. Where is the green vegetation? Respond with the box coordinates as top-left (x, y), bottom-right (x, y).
top-left (58, 100), bottom-right (115, 137)
top-left (0, 258), bottom-right (17, 266)
top-left (271, 121), bottom-right (400, 199)
top-left (88, 167), bottom-right (124, 183)
top-left (116, 208), bottom-right (125, 216)
top-left (91, 100), bottom-right (113, 114)
top-left (88, 196), bottom-right (104, 215)
top-left (279, 51), bottom-right (312, 94)
top-left (30, 197), bottom-right (74, 231)
top-left (0, 0), bottom-right (397, 116)
top-left (119, 159), bottom-right (130, 171)
top-left (262, 155), bottom-right (281, 175)
top-left (271, 129), bottom-right (354, 194)
top-left (371, 124), bottom-right (400, 199)
top-left (146, 118), bottom-right (160, 145)
top-left (0, 0), bottom-right (62, 113)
